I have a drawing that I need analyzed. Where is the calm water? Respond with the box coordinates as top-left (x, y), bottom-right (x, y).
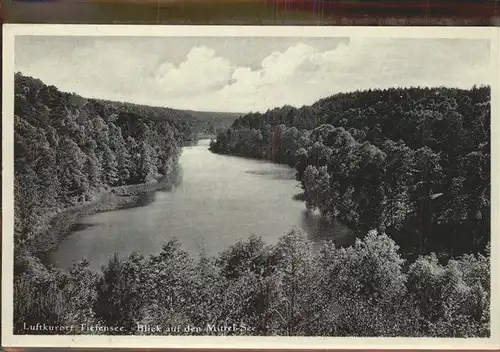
top-left (48, 139), bottom-right (354, 270)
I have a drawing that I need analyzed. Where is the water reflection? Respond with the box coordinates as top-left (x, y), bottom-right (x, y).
top-left (300, 209), bottom-right (356, 248)
top-left (245, 168), bottom-right (296, 180)
top-left (70, 222), bottom-right (100, 233)
top-left (49, 140), bottom-right (354, 270)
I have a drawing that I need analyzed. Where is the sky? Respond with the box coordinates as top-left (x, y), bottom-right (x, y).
top-left (15, 36), bottom-right (491, 113)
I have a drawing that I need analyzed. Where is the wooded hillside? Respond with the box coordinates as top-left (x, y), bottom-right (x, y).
top-left (14, 73), bottom-right (193, 247)
top-left (210, 86), bottom-right (491, 256)
top-left (12, 77), bottom-right (491, 338)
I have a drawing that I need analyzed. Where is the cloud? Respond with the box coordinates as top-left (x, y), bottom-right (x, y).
top-left (153, 46), bottom-right (233, 97)
top-left (15, 37), bottom-right (490, 113)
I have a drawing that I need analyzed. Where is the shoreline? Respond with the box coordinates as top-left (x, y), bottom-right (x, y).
top-left (23, 173), bottom-right (180, 265)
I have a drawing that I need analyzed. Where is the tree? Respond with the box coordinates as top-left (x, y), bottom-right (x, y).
top-left (102, 145), bottom-right (119, 187)
top-left (411, 147), bottom-right (443, 253)
top-left (84, 150), bottom-right (102, 196)
top-left (406, 252), bottom-right (489, 337)
top-left (94, 253), bottom-right (145, 332)
top-left (138, 141), bottom-right (155, 183)
top-left (143, 239), bottom-right (198, 330)
top-left (270, 230), bottom-right (320, 336)
top-left (56, 137), bottom-right (89, 204)
top-left (318, 231), bottom-right (412, 336)
top-left (302, 165), bottom-right (332, 215)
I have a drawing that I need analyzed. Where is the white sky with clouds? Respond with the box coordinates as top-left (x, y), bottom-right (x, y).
top-left (15, 36), bottom-right (490, 113)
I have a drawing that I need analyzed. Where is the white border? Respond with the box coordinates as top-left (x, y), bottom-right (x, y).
top-left (2, 25), bottom-right (499, 349)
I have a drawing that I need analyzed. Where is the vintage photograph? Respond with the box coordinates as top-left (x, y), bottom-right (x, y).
top-left (2, 26), bottom-right (497, 347)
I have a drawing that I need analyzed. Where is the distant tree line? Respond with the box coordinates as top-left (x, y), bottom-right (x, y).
top-left (14, 230), bottom-right (490, 337)
top-left (14, 73), bottom-right (195, 247)
top-left (210, 86), bottom-right (491, 256)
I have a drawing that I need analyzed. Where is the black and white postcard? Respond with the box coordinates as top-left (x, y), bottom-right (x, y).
top-left (2, 25), bottom-right (499, 349)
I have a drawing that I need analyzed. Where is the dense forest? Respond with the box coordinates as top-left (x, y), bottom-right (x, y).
top-left (209, 86), bottom-right (491, 257)
top-left (13, 73), bottom-right (195, 247)
top-left (12, 76), bottom-right (490, 337)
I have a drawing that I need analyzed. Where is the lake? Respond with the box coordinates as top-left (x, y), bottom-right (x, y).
top-left (47, 139), bottom-right (354, 270)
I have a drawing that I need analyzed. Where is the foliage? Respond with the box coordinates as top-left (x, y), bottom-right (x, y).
top-left (210, 86), bottom-right (491, 255)
top-left (14, 73), bottom-right (195, 247)
top-left (406, 252), bottom-right (490, 337)
top-left (14, 254), bottom-right (99, 335)
top-left (14, 231), bottom-right (490, 337)
top-left (12, 76), bottom-right (490, 338)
